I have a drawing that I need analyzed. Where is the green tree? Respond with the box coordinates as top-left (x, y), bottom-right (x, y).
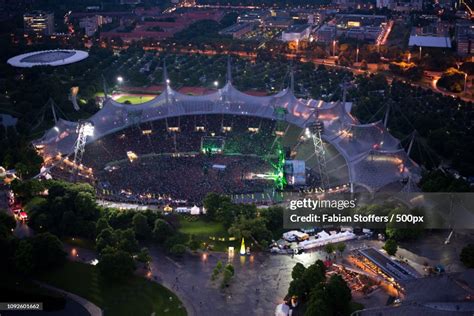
top-left (188, 234), bottom-right (200, 251)
top-left (384, 239), bottom-right (398, 256)
top-left (305, 297), bottom-right (331, 316)
top-left (170, 244), bottom-right (186, 257)
top-left (291, 262), bottom-right (306, 280)
top-left (324, 244), bottom-right (335, 257)
top-left (211, 266), bottom-right (220, 281)
top-left (386, 208), bottom-right (424, 241)
top-left (11, 179), bottom-right (44, 201)
top-left (288, 278), bottom-right (306, 299)
top-left (136, 247), bottom-right (152, 264)
top-left (74, 192), bottom-right (97, 219)
top-left (153, 219), bottom-right (174, 243)
top-left (260, 206), bottom-right (284, 237)
top-left (96, 228), bottom-right (116, 253)
top-left (14, 240), bottom-right (34, 275)
top-left (221, 266), bottom-right (234, 288)
top-left (301, 261), bottom-right (326, 294)
top-left (30, 232), bottom-right (66, 271)
top-left (289, 260), bottom-right (326, 301)
top-left (336, 243), bottom-right (346, 256)
top-left (304, 274), bottom-right (352, 316)
top-left (228, 216), bottom-right (272, 247)
top-left (224, 263), bottom-right (234, 276)
top-left (96, 217), bottom-right (111, 234)
top-left (116, 228), bottom-right (139, 253)
top-left (437, 68), bottom-right (466, 93)
top-left (60, 210), bottom-right (77, 236)
top-left (326, 274), bottom-right (352, 315)
top-left (98, 249), bottom-right (135, 281)
top-left (132, 213), bottom-right (151, 240)
top-left (203, 192), bottom-right (229, 221)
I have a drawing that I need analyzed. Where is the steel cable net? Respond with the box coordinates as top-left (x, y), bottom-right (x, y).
top-left (35, 83), bottom-right (420, 192)
top-left (334, 121), bottom-right (401, 160)
top-left (34, 119), bottom-right (78, 158)
top-left (351, 149), bottom-right (418, 191)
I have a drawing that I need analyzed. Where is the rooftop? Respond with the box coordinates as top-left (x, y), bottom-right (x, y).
top-left (284, 24), bottom-right (311, 33)
top-left (408, 35), bottom-right (452, 48)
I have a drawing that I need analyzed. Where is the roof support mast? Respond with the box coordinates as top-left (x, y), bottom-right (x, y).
top-left (227, 55), bottom-right (232, 84)
top-left (407, 131), bottom-right (416, 158)
top-left (50, 98), bottom-right (58, 124)
top-left (70, 121), bottom-right (94, 182)
top-left (307, 111), bottom-right (330, 190)
top-left (383, 102), bottom-right (391, 128)
top-left (163, 59), bottom-right (170, 104)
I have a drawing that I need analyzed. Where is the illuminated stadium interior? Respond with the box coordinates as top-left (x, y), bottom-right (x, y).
top-left (7, 49), bottom-right (89, 68)
top-left (34, 61), bottom-right (420, 204)
top-left (20, 50), bottom-right (76, 63)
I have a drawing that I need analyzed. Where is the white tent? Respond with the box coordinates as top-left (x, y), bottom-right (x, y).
top-left (275, 303), bottom-right (290, 316)
top-left (190, 205), bottom-right (200, 215)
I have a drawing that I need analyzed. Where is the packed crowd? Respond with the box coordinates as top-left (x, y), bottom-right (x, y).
top-left (77, 115), bottom-right (289, 203)
top-left (97, 155), bottom-right (273, 204)
top-left (82, 114), bottom-right (281, 170)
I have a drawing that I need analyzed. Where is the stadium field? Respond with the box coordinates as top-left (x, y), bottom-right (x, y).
top-left (114, 95), bottom-right (155, 104)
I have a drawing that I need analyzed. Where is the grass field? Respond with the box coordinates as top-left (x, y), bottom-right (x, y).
top-left (178, 217), bottom-right (238, 252)
top-left (179, 218), bottom-right (226, 235)
top-left (38, 261), bottom-right (187, 316)
top-left (114, 95), bottom-right (155, 104)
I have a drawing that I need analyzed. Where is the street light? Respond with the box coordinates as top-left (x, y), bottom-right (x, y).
top-left (407, 53), bottom-right (411, 63)
top-left (214, 81), bottom-right (219, 88)
top-left (464, 73), bottom-right (468, 94)
top-left (117, 76), bottom-right (123, 84)
top-left (419, 46), bottom-right (422, 60)
top-left (332, 40), bottom-right (337, 57)
top-left (81, 122), bottom-right (94, 137)
top-left (356, 46), bottom-right (360, 63)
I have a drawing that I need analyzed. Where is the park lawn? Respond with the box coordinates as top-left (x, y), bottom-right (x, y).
top-left (38, 261), bottom-right (186, 316)
top-left (179, 218), bottom-right (226, 235)
top-left (178, 217), bottom-right (238, 252)
top-left (114, 95), bottom-right (155, 104)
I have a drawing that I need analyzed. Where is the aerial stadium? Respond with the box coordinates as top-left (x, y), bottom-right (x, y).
top-left (33, 60), bottom-right (420, 205)
top-left (7, 49), bottom-right (89, 68)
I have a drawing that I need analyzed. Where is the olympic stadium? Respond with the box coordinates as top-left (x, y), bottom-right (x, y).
top-left (33, 61), bottom-right (420, 204)
top-left (7, 49), bottom-right (88, 68)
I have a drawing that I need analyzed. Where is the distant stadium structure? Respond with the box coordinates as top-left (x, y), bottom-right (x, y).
top-left (33, 60), bottom-right (420, 203)
top-left (7, 49), bottom-right (88, 68)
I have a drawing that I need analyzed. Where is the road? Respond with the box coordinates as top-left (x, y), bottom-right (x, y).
top-left (145, 239), bottom-right (392, 316)
top-left (62, 230), bottom-right (468, 316)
